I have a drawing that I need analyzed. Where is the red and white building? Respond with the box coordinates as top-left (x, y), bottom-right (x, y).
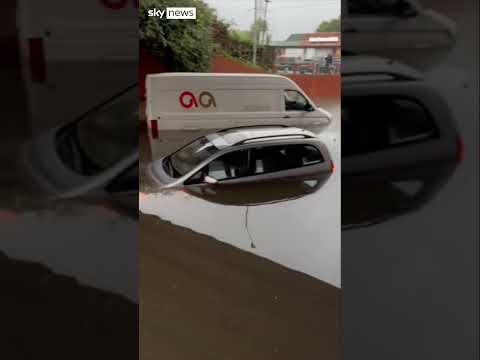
top-left (272, 32), bottom-right (341, 74)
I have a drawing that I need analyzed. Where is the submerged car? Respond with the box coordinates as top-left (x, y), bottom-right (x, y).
top-left (20, 85), bottom-right (138, 213)
top-left (148, 126), bottom-right (334, 189)
top-left (341, 56), bottom-right (462, 228)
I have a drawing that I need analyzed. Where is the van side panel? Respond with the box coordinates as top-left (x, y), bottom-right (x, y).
top-left (151, 89), bottom-right (282, 115)
top-left (145, 74), bottom-right (331, 142)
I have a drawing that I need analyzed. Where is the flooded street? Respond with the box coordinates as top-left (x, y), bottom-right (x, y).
top-left (140, 99), bottom-right (340, 286)
top-left (1, 197), bottom-right (138, 303)
top-left (140, 99), bottom-right (341, 359)
top-left (140, 213), bottom-right (340, 360)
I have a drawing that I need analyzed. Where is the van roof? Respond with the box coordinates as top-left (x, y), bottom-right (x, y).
top-left (342, 55), bottom-right (424, 81)
top-left (147, 73), bottom-right (288, 79)
top-left (207, 126), bottom-right (316, 148)
top-left (146, 72), bottom-right (298, 91)
top-left (147, 73), bottom-right (298, 96)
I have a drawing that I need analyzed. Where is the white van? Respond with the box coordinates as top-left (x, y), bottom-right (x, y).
top-left (146, 73), bottom-right (332, 149)
top-left (17, 0), bottom-right (137, 132)
top-left (342, 0), bottom-right (457, 69)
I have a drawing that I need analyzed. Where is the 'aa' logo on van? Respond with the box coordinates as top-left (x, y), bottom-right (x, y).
top-left (179, 91), bottom-right (217, 109)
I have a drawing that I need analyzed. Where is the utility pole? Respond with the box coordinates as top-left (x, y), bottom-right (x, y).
top-left (262, 0), bottom-right (271, 45)
top-left (252, 0), bottom-right (258, 64)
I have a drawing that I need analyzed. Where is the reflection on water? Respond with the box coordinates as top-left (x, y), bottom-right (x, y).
top-left (1, 198), bottom-right (137, 303)
top-left (140, 169), bottom-right (340, 287)
top-left (183, 178), bottom-right (328, 207)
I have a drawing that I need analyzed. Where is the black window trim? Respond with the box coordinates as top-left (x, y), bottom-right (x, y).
top-left (284, 89), bottom-right (312, 111)
top-left (250, 144), bottom-right (324, 177)
top-left (185, 144), bottom-right (325, 185)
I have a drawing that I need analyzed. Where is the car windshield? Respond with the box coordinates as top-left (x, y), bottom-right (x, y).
top-left (70, 87), bottom-right (138, 173)
top-left (170, 136), bottom-right (221, 177)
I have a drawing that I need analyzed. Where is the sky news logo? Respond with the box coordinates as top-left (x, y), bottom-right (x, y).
top-left (148, 7), bottom-right (196, 19)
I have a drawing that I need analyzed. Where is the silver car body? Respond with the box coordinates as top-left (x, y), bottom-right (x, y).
top-left (148, 126), bottom-right (334, 189)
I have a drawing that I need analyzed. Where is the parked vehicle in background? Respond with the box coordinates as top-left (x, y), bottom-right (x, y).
top-left (342, 0), bottom-right (457, 69)
top-left (341, 55), bottom-right (462, 227)
top-left (148, 126), bottom-right (334, 190)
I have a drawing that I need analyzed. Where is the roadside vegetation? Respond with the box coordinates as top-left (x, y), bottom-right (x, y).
top-left (139, 0), bottom-right (273, 72)
top-left (316, 16), bottom-right (341, 32)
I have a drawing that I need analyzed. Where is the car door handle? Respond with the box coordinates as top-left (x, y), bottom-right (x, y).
top-left (344, 28), bottom-right (358, 33)
top-left (283, 115), bottom-right (291, 119)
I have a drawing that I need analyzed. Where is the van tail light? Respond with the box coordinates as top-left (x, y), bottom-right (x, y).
top-left (150, 119), bottom-right (159, 139)
top-left (456, 135), bottom-right (465, 162)
top-left (330, 160), bottom-right (335, 173)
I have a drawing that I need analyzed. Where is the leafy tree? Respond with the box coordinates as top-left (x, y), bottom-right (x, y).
top-left (250, 18), bottom-right (268, 43)
top-left (139, 0), bottom-right (215, 71)
top-left (230, 30), bottom-right (253, 43)
top-left (316, 16), bottom-right (340, 32)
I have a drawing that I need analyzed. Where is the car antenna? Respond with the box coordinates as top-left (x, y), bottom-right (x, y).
top-left (245, 205), bottom-right (256, 249)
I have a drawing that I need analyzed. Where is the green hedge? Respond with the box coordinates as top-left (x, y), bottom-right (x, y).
top-left (139, 0), bottom-right (215, 72)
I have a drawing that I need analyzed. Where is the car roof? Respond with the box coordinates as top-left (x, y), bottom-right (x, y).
top-left (206, 126), bottom-right (317, 148)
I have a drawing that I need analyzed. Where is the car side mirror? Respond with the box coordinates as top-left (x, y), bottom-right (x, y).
top-left (204, 176), bottom-right (218, 185)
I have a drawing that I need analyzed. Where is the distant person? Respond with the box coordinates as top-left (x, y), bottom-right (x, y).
top-left (325, 54), bottom-right (333, 66)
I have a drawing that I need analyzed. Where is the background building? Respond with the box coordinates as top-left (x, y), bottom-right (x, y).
top-left (272, 32), bottom-right (341, 74)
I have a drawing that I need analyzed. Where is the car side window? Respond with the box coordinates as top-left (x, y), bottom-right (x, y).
top-left (185, 150), bottom-right (250, 184)
top-left (253, 144), bottom-right (323, 175)
top-left (207, 150), bottom-right (250, 180)
top-left (184, 168), bottom-right (206, 186)
top-left (106, 164), bottom-right (138, 193)
top-left (342, 96), bottom-right (438, 157)
top-left (284, 90), bottom-right (310, 111)
top-left (387, 99), bottom-right (438, 144)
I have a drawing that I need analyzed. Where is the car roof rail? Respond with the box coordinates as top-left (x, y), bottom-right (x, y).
top-left (218, 124), bottom-right (289, 133)
top-left (234, 134), bottom-right (313, 145)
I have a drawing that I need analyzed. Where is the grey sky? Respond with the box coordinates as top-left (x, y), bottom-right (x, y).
top-left (203, 0), bottom-right (340, 41)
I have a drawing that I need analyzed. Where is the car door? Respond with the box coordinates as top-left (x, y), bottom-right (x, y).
top-left (184, 144), bottom-right (332, 203)
top-left (182, 148), bottom-right (251, 199)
